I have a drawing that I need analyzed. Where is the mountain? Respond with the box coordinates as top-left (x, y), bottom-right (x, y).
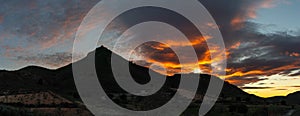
top-left (266, 91), bottom-right (300, 105)
top-left (0, 46), bottom-right (265, 115)
top-left (287, 91), bottom-right (300, 105)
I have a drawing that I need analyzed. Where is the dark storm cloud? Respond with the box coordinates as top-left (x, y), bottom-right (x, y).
top-left (132, 0), bottom-right (300, 80)
top-left (202, 0), bottom-right (300, 78)
top-left (226, 22), bottom-right (300, 77)
top-left (199, 0), bottom-right (274, 43)
top-left (198, 0), bottom-right (300, 79)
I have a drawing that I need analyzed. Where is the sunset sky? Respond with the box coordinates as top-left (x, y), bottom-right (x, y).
top-left (0, 0), bottom-right (300, 98)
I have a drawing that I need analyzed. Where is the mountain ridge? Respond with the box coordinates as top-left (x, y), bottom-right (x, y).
top-left (1, 46), bottom-right (300, 115)
top-left (0, 46), bottom-right (298, 106)
top-left (1, 46), bottom-right (296, 98)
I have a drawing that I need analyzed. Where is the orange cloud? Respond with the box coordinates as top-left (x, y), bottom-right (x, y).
top-left (162, 35), bottom-right (211, 47)
top-left (285, 51), bottom-right (300, 57)
top-left (230, 17), bottom-right (244, 29)
top-left (223, 60), bottom-right (300, 85)
top-left (224, 70), bottom-right (264, 79)
top-left (231, 0), bottom-right (276, 29)
top-left (229, 42), bottom-right (241, 49)
top-left (290, 52), bottom-right (300, 57)
top-left (133, 39), bottom-right (228, 76)
top-left (136, 39), bottom-right (300, 87)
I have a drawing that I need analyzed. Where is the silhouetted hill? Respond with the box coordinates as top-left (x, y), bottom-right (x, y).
top-left (0, 46), bottom-right (269, 114)
top-left (264, 91), bottom-right (300, 105)
top-left (0, 46), bottom-right (263, 100)
top-left (287, 91), bottom-right (300, 105)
